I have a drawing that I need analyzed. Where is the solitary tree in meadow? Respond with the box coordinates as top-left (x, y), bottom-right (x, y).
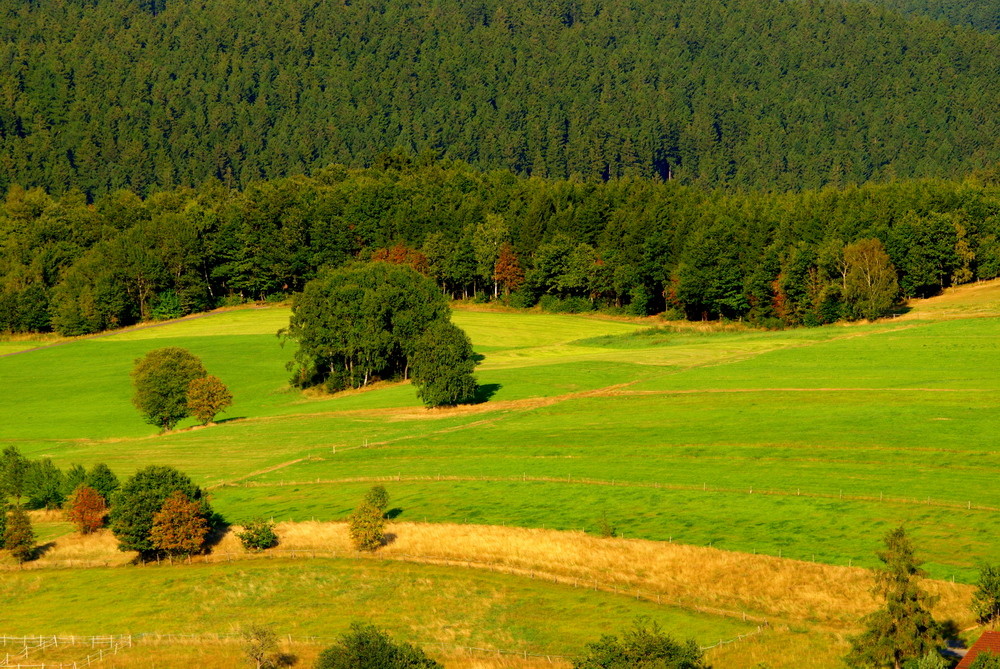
top-left (150, 490), bottom-right (210, 558)
top-left (572, 618), bottom-right (707, 668)
top-left (348, 502), bottom-right (385, 552)
top-left (239, 623), bottom-right (279, 669)
top-left (187, 374), bottom-right (233, 425)
top-left (845, 527), bottom-right (943, 669)
top-left (363, 485), bottom-right (389, 514)
top-left (67, 485), bottom-right (108, 534)
top-left (131, 347), bottom-right (208, 430)
top-left (0, 445), bottom-right (27, 504)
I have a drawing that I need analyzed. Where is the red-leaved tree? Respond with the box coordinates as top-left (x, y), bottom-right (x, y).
top-left (150, 491), bottom-right (209, 558)
top-left (67, 485), bottom-right (108, 534)
top-left (493, 242), bottom-right (524, 295)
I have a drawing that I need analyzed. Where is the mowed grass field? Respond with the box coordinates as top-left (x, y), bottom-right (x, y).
top-left (3, 281), bottom-right (1000, 666)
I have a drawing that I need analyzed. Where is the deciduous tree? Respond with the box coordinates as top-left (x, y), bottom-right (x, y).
top-left (131, 347), bottom-right (208, 430)
top-left (150, 491), bottom-right (210, 558)
top-left (315, 622), bottom-right (441, 669)
top-left (348, 502), bottom-right (385, 552)
top-left (67, 485), bottom-right (108, 535)
top-left (186, 375), bottom-right (233, 425)
top-left (110, 465), bottom-right (212, 559)
top-left (237, 518), bottom-right (279, 552)
top-left (3, 505), bottom-right (35, 564)
top-left (843, 238), bottom-right (899, 321)
top-left (409, 321), bottom-right (478, 408)
top-left (572, 618), bottom-right (707, 668)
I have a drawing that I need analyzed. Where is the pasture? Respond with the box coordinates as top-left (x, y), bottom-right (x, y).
top-left (3, 280), bottom-right (1000, 666)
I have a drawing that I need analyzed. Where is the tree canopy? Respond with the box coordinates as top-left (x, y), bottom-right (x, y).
top-left (131, 347), bottom-right (208, 430)
top-left (284, 262), bottom-right (455, 391)
top-left (3, 0), bottom-right (1000, 197)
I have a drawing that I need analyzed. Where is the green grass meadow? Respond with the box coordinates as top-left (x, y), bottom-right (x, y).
top-left (2, 296), bottom-right (1000, 588)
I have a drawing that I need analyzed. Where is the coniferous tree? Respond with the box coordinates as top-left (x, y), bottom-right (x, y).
top-left (846, 527), bottom-right (943, 669)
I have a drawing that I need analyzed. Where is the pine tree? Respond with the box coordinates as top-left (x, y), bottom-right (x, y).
top-left (846, 527), bottom-right (943, 669)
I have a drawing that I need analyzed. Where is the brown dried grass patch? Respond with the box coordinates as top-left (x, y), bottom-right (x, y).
top-left (260, 521), bottom-right (974, 628)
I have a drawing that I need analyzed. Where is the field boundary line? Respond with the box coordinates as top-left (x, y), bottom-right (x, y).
top-left (221, 473), bottom-right (1000, 513)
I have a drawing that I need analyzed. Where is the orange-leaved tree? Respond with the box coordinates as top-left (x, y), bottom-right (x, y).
top-left (186, 375), bottom-right (233, 425)
top-left (67, 485), bottom-right (108, 534)
top-left (150, 491), bottom-right (209, 558)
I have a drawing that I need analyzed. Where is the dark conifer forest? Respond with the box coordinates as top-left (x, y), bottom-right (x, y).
top-left (2, 0), bottom-right (1000, 195)
top-left (3, 0), bottom-right (1000, 333)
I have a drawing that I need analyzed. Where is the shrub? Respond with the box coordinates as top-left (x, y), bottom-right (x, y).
top-left (131, 347), bottom-right (208, 430)
top-left (971, 651), bottom-right (1000, 669)
top-left (348, 502), bottom-right (385, 552)
top-left (187, 374), bottom-right (234, 425)
top-left (240, 623), bottom-right (279, 669)
top-left (315, 622), bottom-right (441, 669)
top-left (237, 518), bottom-right (279, 552)
top-left (67, 485), bottom-right (108, 534)
top-left (572, 618), bottom-right (706, 669)
top-left (150, 491), bottom-right (210, 558)
top-left (3, 506), bottom-right (35, 563)
top-left (973, 564), bottom-right (1000, 625)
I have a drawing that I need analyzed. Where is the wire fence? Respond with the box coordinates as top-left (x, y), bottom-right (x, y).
top-left (216, 472), bottom-right (1000, 514)
top-left (0, 635), bottom-right (131, 668)
top-left (0, 625), bottom-right (767, 665)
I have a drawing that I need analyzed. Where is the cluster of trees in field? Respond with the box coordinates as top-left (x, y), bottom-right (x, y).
top-left (131, 347), bottom-right (233, 430)
top-left (2, 162), bottom-right (1000, 334)
top-left (284, 263), bottom-right (478, 403)
top-left (3, 0), bottom-right (1000, 196)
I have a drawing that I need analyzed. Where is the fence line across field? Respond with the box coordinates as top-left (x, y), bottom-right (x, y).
top-left (0, 625), bottom-right (766, 665)
top-left (218, 472), bottom-right (1000, 514)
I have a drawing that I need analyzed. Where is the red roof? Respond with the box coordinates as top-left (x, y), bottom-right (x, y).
top-left (957, 631), bottom-right (1000, 669)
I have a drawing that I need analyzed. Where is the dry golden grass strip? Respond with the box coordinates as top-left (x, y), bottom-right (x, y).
top-left (266, 521), bottom-right (973, 628)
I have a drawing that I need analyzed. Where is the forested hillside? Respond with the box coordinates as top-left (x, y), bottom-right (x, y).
top-left (2, 0), bottom-right (1000, 195)
top-left (2, 161), bottom-right (999, 335)
top-left (858, 0), bottom-right (1000, 31)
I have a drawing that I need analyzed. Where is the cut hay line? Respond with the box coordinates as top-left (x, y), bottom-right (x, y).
top-left (219, 473), bottom-right (1000, 514)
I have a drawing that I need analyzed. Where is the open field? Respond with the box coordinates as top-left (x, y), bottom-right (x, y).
top-left (3, 281), bottom-right (1000, 665)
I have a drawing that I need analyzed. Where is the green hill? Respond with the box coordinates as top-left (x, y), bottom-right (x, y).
top-left (3, 0), bottom-right (1000, 195)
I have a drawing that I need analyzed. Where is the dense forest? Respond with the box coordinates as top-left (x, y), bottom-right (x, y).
top-left (2, 159), bottom-right (998, 334)
top-left (858, 0), bottom-right (1000, 31)
top-left (2, 0), bottom-right (1000, 195)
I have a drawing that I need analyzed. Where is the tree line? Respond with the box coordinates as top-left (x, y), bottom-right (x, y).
top-left (3, 0), bottom-right (1000, 196)
top-left (2, 162), bottom-right (999, 333)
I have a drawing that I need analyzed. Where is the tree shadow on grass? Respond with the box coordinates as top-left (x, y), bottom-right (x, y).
top-left (32, 541), bottom-right (56, 560)
top-left (472, 383), bottom-right (501, 404)
top-left (385, 508), bottom-right (403, 520)
top-left (381, 532), bottom-right (397, 547)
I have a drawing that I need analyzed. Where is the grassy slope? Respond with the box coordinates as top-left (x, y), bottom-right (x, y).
top-left (3, 292), bottom-right (1000, 580)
